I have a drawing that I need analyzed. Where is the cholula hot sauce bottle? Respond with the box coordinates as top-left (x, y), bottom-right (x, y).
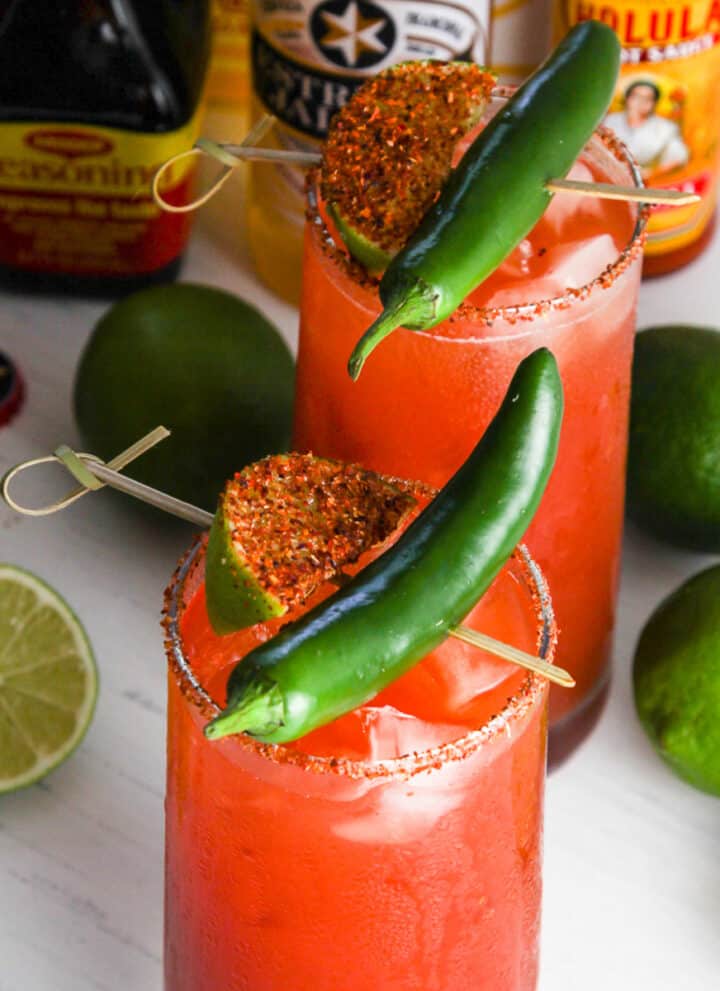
top-left (0, 1), bottom-right (210, 295)
top-left (555, 2), bottom-right (720, 273)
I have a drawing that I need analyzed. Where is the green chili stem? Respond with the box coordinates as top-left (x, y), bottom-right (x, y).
top-left (205, 679), bottom-right (284, 740)
top-left (348, 290), bottom-right (435, 380)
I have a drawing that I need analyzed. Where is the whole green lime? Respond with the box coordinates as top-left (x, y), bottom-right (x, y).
top-left (634, 564), bottom-right (720, 796)
top-left (628, 325), bottom-right (720, 550)
top-left (74, 284), bottom-right (294, 511)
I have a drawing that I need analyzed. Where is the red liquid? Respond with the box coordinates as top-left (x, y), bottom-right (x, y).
top-left (294, 127), bottom-right (645, 758)
top-left (164, 545), bottom-right (552, 990)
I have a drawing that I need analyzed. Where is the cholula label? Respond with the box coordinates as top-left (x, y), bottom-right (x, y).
top-left (556, 0), bottom-right (720, 256)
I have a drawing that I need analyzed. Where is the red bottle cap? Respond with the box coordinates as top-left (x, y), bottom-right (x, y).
top-left (0, 352), bottom-right (25, 427)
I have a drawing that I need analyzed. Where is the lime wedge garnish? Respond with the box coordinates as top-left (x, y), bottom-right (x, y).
top-left (327, 202), bottom-right (394, 273)
top-left (205, 454), bottom-right (418, 635)
top-left (321, 61), bottom-right (495, 267)
top-left (0, 564), bottom-right (98, 793)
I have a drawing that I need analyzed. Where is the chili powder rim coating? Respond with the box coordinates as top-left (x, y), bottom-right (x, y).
top-left (307, 87), bottom-right (648, 335)
top-left (163, 535), bottom-right (556, 781)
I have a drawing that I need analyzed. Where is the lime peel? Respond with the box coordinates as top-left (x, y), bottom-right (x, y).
top-left (205, 506), bottom-right (286, 635)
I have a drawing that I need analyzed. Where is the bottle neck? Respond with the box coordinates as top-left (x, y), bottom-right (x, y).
top-left (0, 0), bottom-right (209, 131)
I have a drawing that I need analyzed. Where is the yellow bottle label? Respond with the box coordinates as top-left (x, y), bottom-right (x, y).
top-left (555, 1), bottom-right (720, 255)
top-left (208, 0), bottom-right (250, 106)
top-left (0, 116), bottom-right (201, 277)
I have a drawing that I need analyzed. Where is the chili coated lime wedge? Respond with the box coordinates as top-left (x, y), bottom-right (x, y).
top-left (205, 454), bottom-right (418, 634)
top-left (0, 565), bottom-right (97, 793)
top-left (321, 61), bottom-right (495, 270)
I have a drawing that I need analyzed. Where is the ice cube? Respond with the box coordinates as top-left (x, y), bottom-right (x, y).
top-left (543, 233), bottom-right (618, 289)
top-left (496, 238), bottom-right (534, 279)
top-left (422, 637), bottom-right (517, 716)
top-left (294, 702), bottom-right (466, 761)
top-left (566, 160), bottom-right (595, 184)
top-left (332, 747), bottom-right (469, 844)
top-left (544, 160), bottom-right (607, 236)
top-left (359, 705), bottom-right (467, 760)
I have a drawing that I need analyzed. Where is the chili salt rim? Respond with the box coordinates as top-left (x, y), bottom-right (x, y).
top-left (162, 537), bottom-right (556, 781)
top-left (307, 86), bottom-right (648, 333)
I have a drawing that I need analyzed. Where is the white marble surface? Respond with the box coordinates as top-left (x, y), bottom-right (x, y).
top-left (1, 164), bottom-right (719, 991)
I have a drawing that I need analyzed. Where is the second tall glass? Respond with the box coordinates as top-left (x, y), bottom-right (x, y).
top-left (294, 111), bottom-right (646, 763)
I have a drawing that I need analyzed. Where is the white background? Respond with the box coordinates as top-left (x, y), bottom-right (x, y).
top-left (1, 125), bottom-right (718, 991)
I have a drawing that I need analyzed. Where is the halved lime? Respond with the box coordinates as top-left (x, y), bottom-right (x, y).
top-left (0, 564), bottom-right (97, 793)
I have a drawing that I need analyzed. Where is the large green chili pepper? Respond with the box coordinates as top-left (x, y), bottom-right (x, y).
top-left (205, 347), bottom-right (563, 744)
top-left (347, 21), bottom-right (620, 380)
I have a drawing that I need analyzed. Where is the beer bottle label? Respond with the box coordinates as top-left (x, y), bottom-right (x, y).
top-left (249, 0), bottom-right (491, 212)
top-left (555, 1), bottom-right (720, 257)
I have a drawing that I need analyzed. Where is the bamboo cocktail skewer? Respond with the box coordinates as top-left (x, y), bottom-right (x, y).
top-left (2, 429), bottom-right (574, 689)
top-left (71, 459), bottom-right (214, 528)
top-left (210, 142), bottom-right (700, 205)
top-left (213, 143), bottom-right (700, 205)
top-left (544, 176), bottom-right (698, 205)
top-left (151, 115), bottom-right (277, 213)
top-left (152, 118), bottom-right (700, 214)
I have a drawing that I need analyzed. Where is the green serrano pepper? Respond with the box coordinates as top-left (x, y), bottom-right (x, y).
top-left (205, 347), bottom-right (563, 744)
top-left (347, 21), bottom-right (620, 380)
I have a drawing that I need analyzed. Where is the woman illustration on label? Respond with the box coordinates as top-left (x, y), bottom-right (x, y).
top-left (605, 79), bottom-right (689, 179)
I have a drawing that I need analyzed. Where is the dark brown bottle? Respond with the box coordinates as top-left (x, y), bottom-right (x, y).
top-left (0, 0), bottom-right (210, 294)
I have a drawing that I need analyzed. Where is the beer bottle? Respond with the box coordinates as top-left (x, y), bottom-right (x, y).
top-left (246, 0), bottom-right (493, 302)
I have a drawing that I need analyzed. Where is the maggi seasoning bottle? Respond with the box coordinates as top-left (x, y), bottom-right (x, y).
top-left (555, 3), bottom-right (720, 273)
top-left (0, 0), bottom-right (210, 294)
top-left (246, 0), bottom-right (493, 303)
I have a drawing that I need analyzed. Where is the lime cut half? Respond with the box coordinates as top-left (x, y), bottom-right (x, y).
top-left (0, 564), bottom-right (97, 793)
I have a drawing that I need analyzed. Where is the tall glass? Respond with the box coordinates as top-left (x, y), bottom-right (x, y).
top-left (163, 541), bottom-right (555, 991)
top-left (294, 108), bottom-right (646, 763)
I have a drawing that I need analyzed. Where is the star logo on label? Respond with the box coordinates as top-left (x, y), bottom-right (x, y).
top-left (320, 1), bottom-right (387, 66)
top-left (311, 0), bottom-right (396, 70)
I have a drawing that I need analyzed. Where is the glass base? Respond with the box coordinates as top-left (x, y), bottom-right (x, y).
top-left (548, 670), bottom-right (611, 770)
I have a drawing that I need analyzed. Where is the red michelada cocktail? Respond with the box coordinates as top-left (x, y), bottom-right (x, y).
top-left (163, 536), bottom-right (554, 991)
top-left (294, 89), bottom-right (646, 762)
top-left (162, 338), bottom-right (562, 989)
